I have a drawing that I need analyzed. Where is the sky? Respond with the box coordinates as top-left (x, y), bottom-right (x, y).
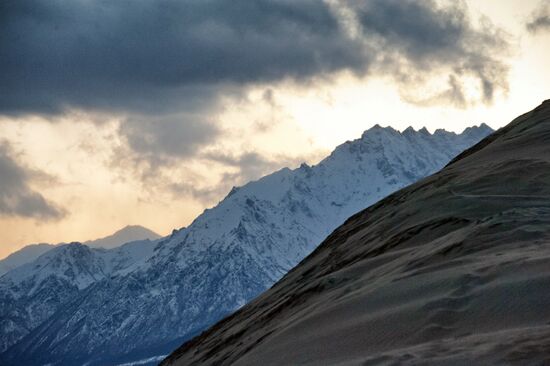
top-left (1, 0), bottom-right (549, 259)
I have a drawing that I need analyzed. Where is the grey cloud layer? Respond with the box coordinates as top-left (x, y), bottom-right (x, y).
top-left (1, 0), bottom-right (511, 204)
top-left (526, 2), bottom-right (550, 33)
top-left (1, 0), bottom-right (509, 116)
top-left (0, 0), bottom-right (364, 115)
top-left (119, 114), bottom-right (220, 162)
top-left (167, 151), bottom-right (308, 204)
top-left (354, 1), bottom-right (509, 105)
top-left (0, 142), bottom-right (65, 219)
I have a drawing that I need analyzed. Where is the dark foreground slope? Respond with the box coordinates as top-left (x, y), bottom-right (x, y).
top-left (162, 100), bottom-right (550, 366)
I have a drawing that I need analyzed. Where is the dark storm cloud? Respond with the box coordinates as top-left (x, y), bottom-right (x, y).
top-left (526, 2), bottom-right (550, 33)
top-left (0, 142), bottom-right (65, 220)
top-left (0, 0), bottom-right (366, 115)
top-left (2, 0), bottom-right (511, 199)
top-left (1, 0), bottom-right (509, 116)
top-left (352, 0), bottom-right (509, 105)
top-left (119, 114), bottom-right (220, 161)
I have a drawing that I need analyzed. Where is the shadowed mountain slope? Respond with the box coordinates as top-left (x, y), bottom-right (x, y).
top-left (163, 100), bottom-right (550, 366)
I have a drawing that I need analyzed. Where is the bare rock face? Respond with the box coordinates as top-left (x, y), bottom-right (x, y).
top-left (162, 101), bottom-right (550, 366)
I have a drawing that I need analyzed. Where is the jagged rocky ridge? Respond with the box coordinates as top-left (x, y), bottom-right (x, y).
top-left (162, 101), bottom-right (550, 366)
top-left (0, 124), bottom-right (492, 366)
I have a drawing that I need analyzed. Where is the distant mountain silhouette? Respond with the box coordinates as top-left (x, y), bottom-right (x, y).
top-left (85, 225), bottom-right (161, 249)
top-left (0, 225), bottom-right (160, 276)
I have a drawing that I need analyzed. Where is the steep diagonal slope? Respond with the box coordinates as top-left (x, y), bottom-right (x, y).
top-left (163, 100), bottom-right (550, 366)
top-left (0, 125), bottom-right (491, 366)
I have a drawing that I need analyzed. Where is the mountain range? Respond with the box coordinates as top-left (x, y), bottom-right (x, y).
top-left (0, 239), bottom-right (158, 355)
top-left (162, 101), bottom-right (550, 365)
top-left (0, 225), bottom-right (161, 276)
top-left (0, 124), bottom-right (492, 366)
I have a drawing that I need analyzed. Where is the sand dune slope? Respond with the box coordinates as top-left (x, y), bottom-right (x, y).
top-left (162, 100), bottom-right (550, 366)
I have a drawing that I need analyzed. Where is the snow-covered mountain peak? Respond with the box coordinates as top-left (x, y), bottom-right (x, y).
top-left (85, 225), bottom-right (161, 249)
top-left (360, 123), bottom-right (398, 139)
top-left (433, 127), bottom-right (455, 136)
top-left (418, 126), bottom-right (430, 134)
top-left (0, 238), bottom-right (158, 355)
top-left (0, 225), bottom-right (161, 278)
top-left (0, 124), bottom-right (494, 365)
top-left (1, 239), bottom-right (158, 292)
top-left (2, 243), bottom-right (105, 292)
top-left (460, 122), bottom-right (493, 137)
top-left (0, 244), bottom-right (55, 277)
top-left (155, 125), bottom-right (495, 265)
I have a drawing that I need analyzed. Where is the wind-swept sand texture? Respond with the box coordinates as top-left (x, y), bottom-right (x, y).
top-left (162, 100), bottom-right (550, 366)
